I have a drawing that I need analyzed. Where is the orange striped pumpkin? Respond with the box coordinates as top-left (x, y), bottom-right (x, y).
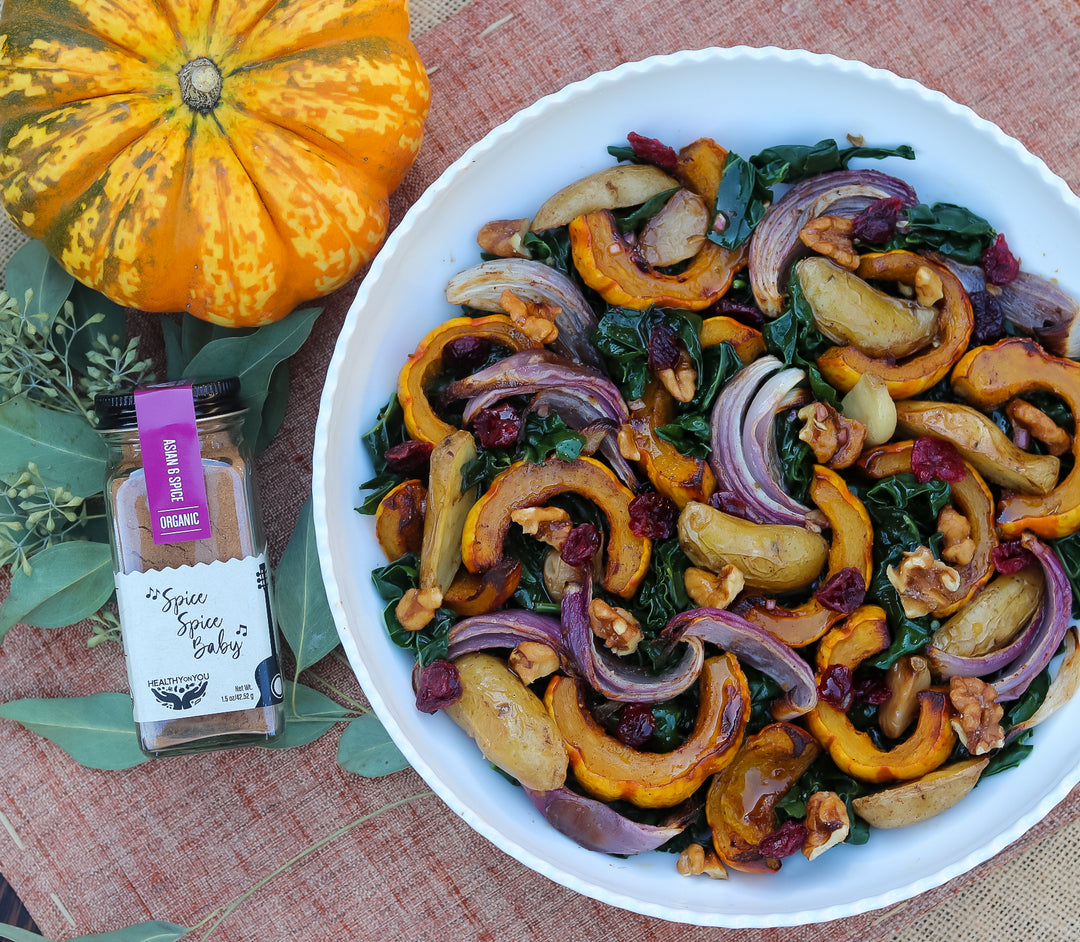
top-left (0, 0), bottom-right (430, 326)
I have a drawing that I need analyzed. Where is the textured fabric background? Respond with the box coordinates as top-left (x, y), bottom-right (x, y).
top-left (1, 0), bottom-right (1080, 939)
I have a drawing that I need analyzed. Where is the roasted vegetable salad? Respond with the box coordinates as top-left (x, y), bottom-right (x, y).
top-left (359, 132), bottom-right (1080, 877)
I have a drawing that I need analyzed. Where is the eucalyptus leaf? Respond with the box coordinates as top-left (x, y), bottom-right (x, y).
top-left (265, 681), bottom-right (353, 750)
top-left (255, 361), bottom-right (290, 454)
top-left (181, 306), bottom-right (319, 445)
top-left (0, 921), bottom-right (189, 942)
top-left (0, 541), bottom-right (114, 642)
top-left (0, 396), bottom-right (107, 495)
top-left (275, 495), bottom-right (339, 673)
top-left (336, 714), bottom-right (409, 777)
top-left (66, 282), bottom-right (129, 375)
top-left (0, 692), bottom-right (147, 770)
top-left (160, 316), bottom-right (184, 380)
top-left (4, 241), bottom-right (74, 322)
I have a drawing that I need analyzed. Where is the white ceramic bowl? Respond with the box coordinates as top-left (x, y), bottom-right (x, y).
top-left (313, 46), bottom-right (1080, 927)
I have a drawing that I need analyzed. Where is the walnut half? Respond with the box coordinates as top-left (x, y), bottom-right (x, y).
top-left (886, 545), bottom-right (961, 618)
top-left (797, 401), bottom-right (867, 469)
top-left (676, 843), bottom-right (729, 879)
top-left (802, 791), bottom-right (850, 861)
top-left (588, 599), bottom-right (643, 655)
top-left (949, 675), bottom-right (1005, 755)
top-left (798, 214), bottom-right (859, 270)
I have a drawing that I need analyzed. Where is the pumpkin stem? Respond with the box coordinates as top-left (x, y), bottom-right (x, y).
top-left (177, 57), bottom-right (223, 113)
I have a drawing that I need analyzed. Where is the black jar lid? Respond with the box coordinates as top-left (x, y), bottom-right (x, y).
top-left (94, 378), bottom-right (243, 429)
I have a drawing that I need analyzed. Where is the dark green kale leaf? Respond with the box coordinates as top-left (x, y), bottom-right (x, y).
top-left (1050, 530), bottom-right (1080, 618)
top-left (743, 664), bottom-right (785, 735)
top-left (357, 394), bottom-right (410, 514)
top-left (371, 553), bottom-right (452, 664)
top-left (592, 307), bottom-right (704, 402)
top-left (654, 339), bottom-right (743, 458)
top-left (775, 755), bottom-right (873, 845)
top-left (712, 140), bottom-right (915, 249)
top-left (762, 271), bottom-right (839, 407)
top-left (855, 472), bottom-right (952, 669)
top-left (888, 202), bottom-right (996, 264)
top-left (503, 527), bottom-right (560, 615)
top-left (751, 139), bottom-right (916, 189)
top-left (773, 409), bottom-right (815, 506)
top-left (614, 188), bottom-right (681, 233)
top-left (461, 447), bottom-right (513, 492)
top-left (521, 228), bottom-right (574, 273)
top-left (978, 668), bottom-right (1051, 777)
top-left (710, 152), bottom-right (768, 249)
top-left (625, 537), bottom-right (691, 638)
top-left (521, 412), bottom-right (586, 464)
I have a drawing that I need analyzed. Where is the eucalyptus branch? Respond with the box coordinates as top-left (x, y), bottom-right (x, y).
top-left (297, 667), bottom-right (372, 713)
top-left (190, 790), bottom-right (434, 941)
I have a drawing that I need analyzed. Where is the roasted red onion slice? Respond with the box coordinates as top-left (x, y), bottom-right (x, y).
top-left (445, 349), bottom-right (629, 427)
top-left (561, 578), bottom-right (704, 702)
top-left (1005, 628), bottom-right (1080, 743)
top-left (710, 355), bottom-right (824, 527)
top-left (445, 258), bottom-right (604, 368)
top-left (664, 608), bottom-right (818, 715)
top-left (446, 610), bottom-right (572, 665)
top-left (526, 389), bottom-right (638, 488)
top-left (749, 170), bottom-right (918, 316)
top-left (927, 605), bottom-right (1045, 679)
top-left (523, 787), bottom-right (700, 854)
top-left (992, 534), bottom-right (1073, 702)
top-left (741, 364), bottom-right (826, 531)
top-left (927, 254), bottom-right (1080, 358)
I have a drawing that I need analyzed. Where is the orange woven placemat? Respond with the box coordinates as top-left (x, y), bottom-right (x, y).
top-left (2, 0), bottom-right (1080, 939)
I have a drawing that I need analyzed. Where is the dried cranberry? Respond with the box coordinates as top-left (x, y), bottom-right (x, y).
top-left (415, 660), bottom-right (462, 714)
top-left (561, 523), bottom-right (602, 567)
top-left (982, 232), bottom-right (1020, 286)
top-left (616, 703), bottom-right (656, 748)
top-left (993, 539), bottom-right (1037, 574)
top-left (629, 491), bottom-right (678, 539)
top-left (853, 673), bottom-right (892, 706)
top-left (708, 490), bottom-right (754, 518)
top-left (911, 436), bottom-right (966, 483)
top-left (710, 298), bottom-right (765, 329)
top-left (384, 439), bottom-right (434, 476)
top-left (818, 664), bottom-right (854, 711)
top-left (814, 567), bottom-right (867, 614)
top-left (647, 322), bottom-right (681, 374)
top-left (851, 196), bottom-right (904, 244)
top-left (627, 131), bottom-right (678, 173)
top-left (969, 289), bottom-right (1006, 345)
top-left (757, 820), bottom-right (809, 860)
top-left (473, 402), bottom-right (522, 449)
top-left (442, 334), bottom-right (493, 373)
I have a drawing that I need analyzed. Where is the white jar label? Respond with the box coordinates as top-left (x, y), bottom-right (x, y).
top-left (115, 554), bottom-right (284, 724)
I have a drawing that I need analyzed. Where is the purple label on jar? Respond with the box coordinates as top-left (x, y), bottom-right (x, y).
top-left (134, 385), bottom-right (212, 544)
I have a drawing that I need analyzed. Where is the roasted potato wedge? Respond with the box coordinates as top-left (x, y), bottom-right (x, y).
top-left (531, 164), bottom-right (679, 232)
top-left (797, 256), bottom-right (938, 358)
top-left (444, 653), bottom-right (568, 792)
top-left (678, 501), bottom-right (829, 593)
top-left (852, 758), bottom-right (989, 828)
top-left (639, 188), bottom-right (709, 267)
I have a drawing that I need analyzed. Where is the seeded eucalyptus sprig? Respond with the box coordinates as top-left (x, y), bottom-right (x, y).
top-left (0, 243), bottom-right (154, 424)
top-left (1, 461), bottom-right (94, 575)
top-left (0, 240), bottom-right (406, 783)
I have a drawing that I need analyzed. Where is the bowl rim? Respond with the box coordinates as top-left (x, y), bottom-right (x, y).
top-left (312, 44), bottom-right (1080, 927)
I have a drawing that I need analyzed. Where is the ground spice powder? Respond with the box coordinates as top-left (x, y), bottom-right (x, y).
top-left (96, 379), bottom-right (285, 756)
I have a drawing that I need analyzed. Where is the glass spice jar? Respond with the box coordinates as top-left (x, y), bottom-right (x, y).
top-left (95, 378), bottom-right (285, 756)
